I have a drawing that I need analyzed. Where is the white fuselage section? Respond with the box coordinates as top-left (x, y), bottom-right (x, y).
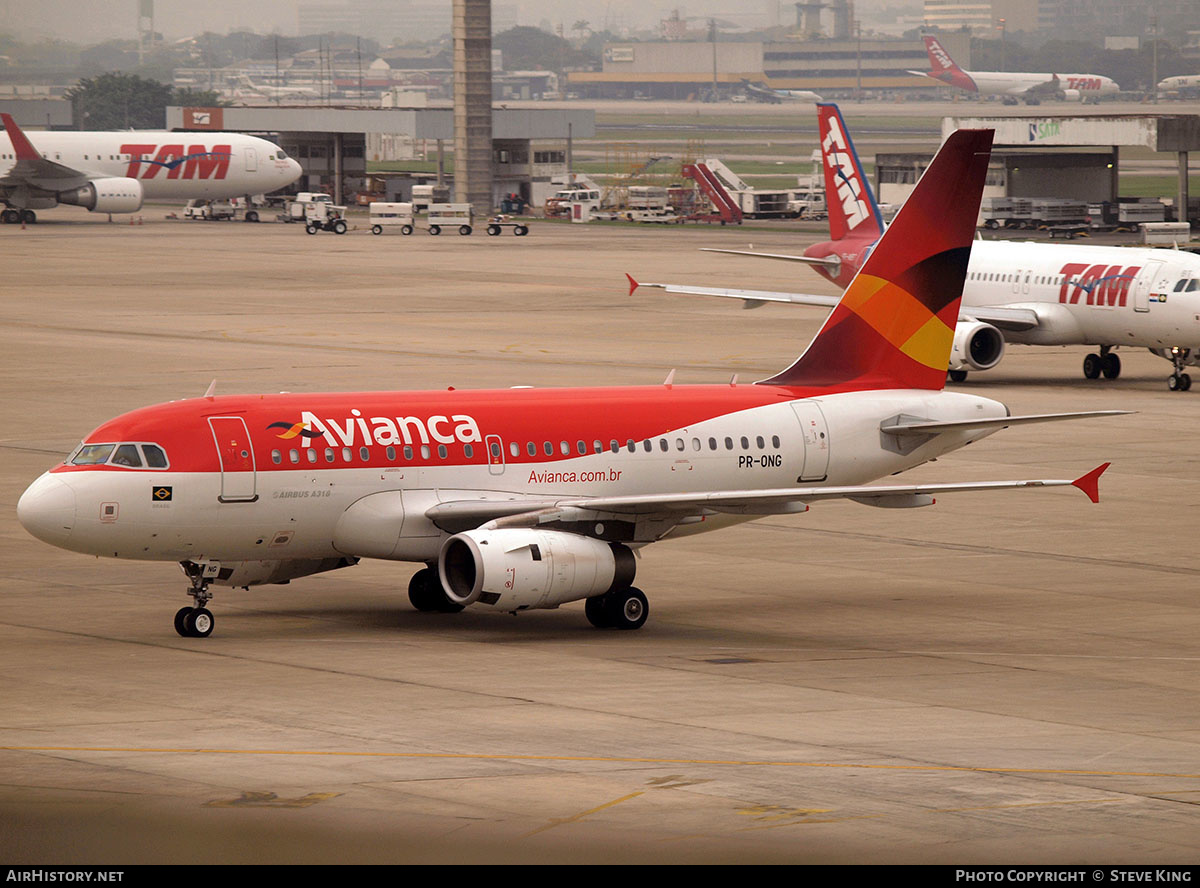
top-left (966, 71), bottom-right (1119, 98)
top-left (27, 390), bottom-right (1006, 571)
top-left (965, 240), bottom-right (1200, 348)
top-left (0, 130), bottom-right (302, 200)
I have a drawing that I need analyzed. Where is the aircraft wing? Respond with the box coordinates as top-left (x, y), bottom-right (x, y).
top-left (0, 113), bottom-right (93, 191)
top-left (1021, 76), bottom-right (1063, 97)
top-left (626, 273), bottom-right (838, 310)
top-left (428, 464), bottom-right (1110, 531)
top-left (961, 305), bottom-right (1041, 331)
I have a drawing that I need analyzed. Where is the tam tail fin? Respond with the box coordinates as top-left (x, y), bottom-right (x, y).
top-left (923, 36), bottom-right (978, 91)
top-left (759, 128), bottom-right (994, 391)
top-left (817, 103), bottom-right (885, 243)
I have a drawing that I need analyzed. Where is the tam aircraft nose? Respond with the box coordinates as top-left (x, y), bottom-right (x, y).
top-left (17, 472), bottom-right (76, 547)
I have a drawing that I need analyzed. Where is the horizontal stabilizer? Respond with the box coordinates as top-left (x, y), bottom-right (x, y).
top-left (627, 274), bottom-right (838, 310)
top-left (881, 410), bottom-right (1132, 437)
top-left (699, 248), bottom-right (840, 267)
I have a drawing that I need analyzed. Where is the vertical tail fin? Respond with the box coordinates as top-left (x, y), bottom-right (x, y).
top-left (760, 128), bottom-right (993, 391)
top-left (817, 103), bottom-right (885, 243)
top-left (923, 36), bottom-right (978, 92)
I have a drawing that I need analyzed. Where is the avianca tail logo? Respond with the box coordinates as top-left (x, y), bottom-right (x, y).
top-left (120, 144), bottom-right (232, 180)
top-left (290, 410), bottom-right (484, 448)
top-left (821, 115), bottom-right (870, 232)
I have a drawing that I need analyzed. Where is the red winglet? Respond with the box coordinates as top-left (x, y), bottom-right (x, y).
top-left (625, 273), bottom-right (639, 297)
top-left (1, 113), bottom-right (42, 161)
top-left (1071, 462), bottom-right (1110, 504)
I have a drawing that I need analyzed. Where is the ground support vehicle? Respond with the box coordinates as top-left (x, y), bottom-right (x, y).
top-left (303, 201), bottom-right (348, 235)
top-left (369, 202), bottom-right (415, 236)
top-left (485, 215), bottom-right (529, 236)
top-left (427, 203), bottom-right (473, 235)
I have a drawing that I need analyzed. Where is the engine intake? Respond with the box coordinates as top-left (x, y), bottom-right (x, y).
top-left (950, 320), bottom-right (1005, 372)
top-left (439, 529), bottom-right (635, 611)
top-left (58, 178), bottom-right (144, 214)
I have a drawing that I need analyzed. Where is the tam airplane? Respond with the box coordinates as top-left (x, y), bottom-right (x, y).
top-left (17, 128), bottom-right (1120, 639)
top-left (0, 113), bottom-right (302, 224)
top-left (632, 103), bottom-right (1200, 391)
top-left (910, 36), bottom-right (1119, 104)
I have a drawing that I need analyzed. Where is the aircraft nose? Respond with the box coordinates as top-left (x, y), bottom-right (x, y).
top-left (17, 472), bottom-right (76, 547)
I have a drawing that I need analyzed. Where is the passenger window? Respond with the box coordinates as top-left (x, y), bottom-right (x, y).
top-left (675, 438), bottom-right (684, 451)
top-left (772, 435), bottom-right (780, 448)
top-left (325, 448), bottom-right (335, 463)
top-left (420, 444), bottom-right (431, 459)
top-left (359, 446), bottom-right (369, 461)
top-left (756, 436), bottom-right (765, 449)
top-left (438, 445), bottom-right (448, 459)
top-left (306, 448), bottom-right (317, 463)
top-left (142, 444), bottom-right (168, 468)
top-left (342, 447), bottom-right (352, 462)
top-left (626, 439), bottom-right (635, 453)
top-left (289, 449), bottom-right (300, 464)
top-left (271, 449), bottom-right (282, 465)
top-left (609, 439), bottom-right (619, 453)
top-left (112, 444), bottom-right (142, 467)
top-left (561, 441), bottom-right (570, 455)
top-left (594, 440), bottom-right (603, 454)
top-left (659, 438), bottom-right (668, 452)
top-left (527, 442), bottom-right (537, 456)
top-left (643, 439), bottom-right (651, 452)
top-left (386, 446), bottom-right (396, 461)
top-left (404, 445), bottom-right (414, 460)
top-left (489, 442), bottom-right (500, 458)
top-left (544, 441), bottom-right (553, 456)
top-left (725, 437), bottom-right (733, 450)
top-left (510, 442), bottom-right (519, 457)
top-left (577, 440), bottom-right (586, 455)
top-left (740, 436), bottom-right (749, 450)
top-left (708, 437), bottom-right (717, 450)
top-left (692, 438), bottom-right (700, 451)
top-left (465, 443), bottom-right (475, 459)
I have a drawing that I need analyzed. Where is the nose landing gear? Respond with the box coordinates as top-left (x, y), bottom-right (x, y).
top-left (1167, 348), bottom-right (1193, 392)
top-left (175, 561), bottom-right (216, 637)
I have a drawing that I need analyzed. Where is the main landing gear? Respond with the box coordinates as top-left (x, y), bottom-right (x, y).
top-left (585, 587), bottom-right (649, 630)
top-left (175, 562), bottom-right (215, 637)
top-left (2, 208), bottom-right (35, 224)
top-left (408, 565), bottom-right (464, 613)
top-left (1082, 346), bottom-right (1121, 381)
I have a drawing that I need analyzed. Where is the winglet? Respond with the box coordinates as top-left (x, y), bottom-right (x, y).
top-left (1, 113), bottom-right (41, 161)
top-left (1071, 462), bottom-right (1109, 504)
top-left (626, 273), bottom-right (639, 296)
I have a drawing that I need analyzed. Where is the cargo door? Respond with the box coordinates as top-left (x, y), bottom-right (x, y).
top-left (208, 416), bottom-right (257, 502)
top-left (244, 147), bottom-right (257, 172)
top-left (790, 400), bottom-right (829, 482)
top-left (1134, 260), bottom-right (1163, 313)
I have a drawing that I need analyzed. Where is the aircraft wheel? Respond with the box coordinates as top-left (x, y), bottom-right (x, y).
top-left (332, 220), bottom-right (347, 235)
top-left (514, 225), bottom-right (528, 236)
top-left (20, 209), bottom-right (36, 224)
top-left (948, 369), bottom-right (968, 383)
top-left (371, 224), bottom-right (383, 235)
top-left (400, 224), bottom-right (413, 236)
top-left (428, 225), bottom-right (440, 235)
top-left (305, 223), bottom-right (318, 235)
top-left (1082, 353), bottom-right (1102, 379)
top-left (1175, 373), bottom-right (1194, 392)
top-left (245, 210), bottom-right (259, 223)
top-left (1, 209), bottom-right (18, 224)
top-left (408, 567), bottom-right (463, 613)
top-left (608, 587), bottom-right (649, 631)
top-left (459, 224), bottom-right (472, 236)
top-left (183, 607), bottom-right (214, 638)
top-left (487, 225), bottom-right (500, 236)
top-left (585, 595), bottom-right (614, 629)
top-left (174, 606), bottom-right (192, 637)
top-left (1102, 353), bottom-right (1121, 379)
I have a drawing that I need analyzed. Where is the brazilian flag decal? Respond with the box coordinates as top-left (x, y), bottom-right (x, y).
top-left (153, 486), bottom-right (173, 502)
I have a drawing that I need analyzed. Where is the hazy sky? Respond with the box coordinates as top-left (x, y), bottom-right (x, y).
top-left (0, 1), bottom-right (882, 44)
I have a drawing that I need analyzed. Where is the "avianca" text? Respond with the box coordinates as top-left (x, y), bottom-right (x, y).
top-left (300, 410), bottom-right (482, 447)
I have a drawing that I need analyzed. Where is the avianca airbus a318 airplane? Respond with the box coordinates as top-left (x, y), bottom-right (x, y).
top-left (0, 113), bottom-right (302, 224)
top-left (632, 103), bottom-right (1200, 391)
top-left (18, 129), bottom-right (1119, 639)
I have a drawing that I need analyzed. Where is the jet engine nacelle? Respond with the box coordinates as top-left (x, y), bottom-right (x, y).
top-left (949, 320), bottom-right (1006, 372)
top-left (1061, 89), bottom-right (1082, 102)
top-left (57, 177), bottom-right (144, 213)
top-left (439, 529), bottom-right (636, 612)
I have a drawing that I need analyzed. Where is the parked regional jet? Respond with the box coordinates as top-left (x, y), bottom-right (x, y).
top-left (910, 36), bottom-right (1119, 104)
top-left (18, 129), bottom-right (1120, 639)
top-left (632, 103), bottom-right (1200, 391)
top-left (741, 79), bottom-right (823, 104)
top-left (0, 113), bottom-right (302, 223)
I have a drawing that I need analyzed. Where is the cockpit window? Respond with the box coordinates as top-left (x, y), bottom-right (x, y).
top-left (1189, 280), bottom-right (1200, 292)
top-left (275, 148), bottom-right (288, 159)
top-left (72, 444), bottom-right (114, 465)
top-left (112, 444), bottom-right (143, 467)
top-left (142, 444), bottom-right (168, 468)
top-left (1175, 279), bottom-right (1188, 292)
